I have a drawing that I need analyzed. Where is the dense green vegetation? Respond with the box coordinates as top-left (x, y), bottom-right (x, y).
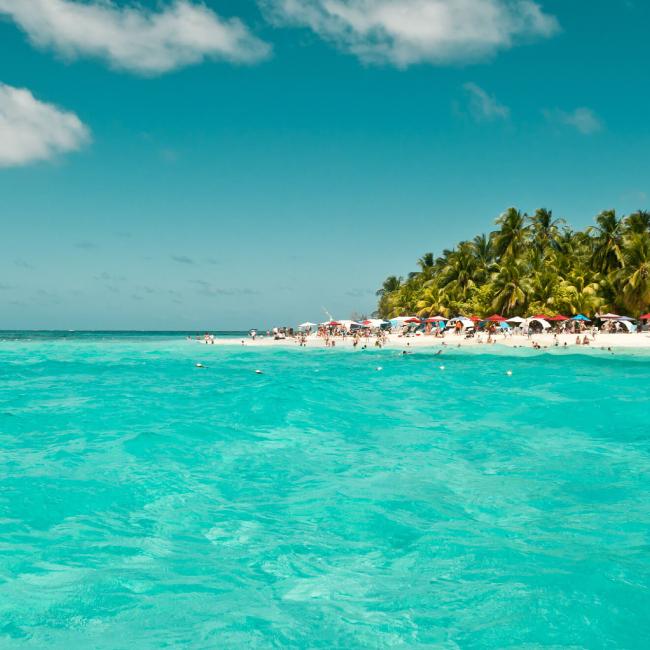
top-left (375, 208), bottom-right (650, 319)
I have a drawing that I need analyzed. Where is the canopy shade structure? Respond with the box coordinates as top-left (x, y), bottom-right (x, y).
top-left (485, 314), bottom-right (507, 322)
top-left (571, 314), bottom-right (591, 321)
top-left (547, 315), bottom-right (569, 321)
top-left (506, 316), bottom-right (525, 323)
top-left (640, 314), bottom-right (650, 320)
top-left (619, 320), bottom-right (635, 331)
top-left (299, 322), bottom-right (317, 328)
top-left (598, 313), bottom-right (621, 319)
top-left (528, 318), bottom-right (551, 329)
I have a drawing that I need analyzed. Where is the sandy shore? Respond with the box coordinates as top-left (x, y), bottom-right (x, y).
top-left (195, 332), bottom-right (650, 351)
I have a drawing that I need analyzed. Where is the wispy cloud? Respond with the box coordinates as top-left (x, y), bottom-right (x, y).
top-left (14, 259), bottom-right (35, 269)
top-left (0, 82), bottom-right (90, 167)
top-left (463, 82), bottom-right (509, 121)
top-left (190, 280), bottom-right (259, 296)
top-left (171, 255), bottom-right (195, 264)
top-left (543, 107), bottom-right (603, 134)
top-left (262, 0), bottom-right (558, 66)
top-left (0, 0), bottom-right (271, 76)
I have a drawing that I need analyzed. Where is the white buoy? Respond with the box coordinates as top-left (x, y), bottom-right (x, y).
top-left (255, 369), bottom-right (263, 374)
top-left (376, 366), bottom-right (383, 371)
top-left (439, 365), bottom-right (445, 370)
top-left (506, 370), bottom-right (513, 376)
top-left (195, 363), bottom-right (204, 368)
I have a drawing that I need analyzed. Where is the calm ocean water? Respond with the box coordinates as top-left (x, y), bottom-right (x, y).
top-left (1, 332), bottom-right (649, 647)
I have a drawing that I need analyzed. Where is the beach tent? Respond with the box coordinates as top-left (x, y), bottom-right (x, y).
top-left (618, 316), bottom-right (635, 321)
top-left (527, 318), bottom-right (551, 329)
top-left (571, 314), bottom-right (591, 321)
top-left (618, 320), bottom-right (635, 332)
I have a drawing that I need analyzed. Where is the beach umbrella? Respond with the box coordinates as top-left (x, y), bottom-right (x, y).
top-left (571, 314), bottom-right (591, 321)
top-left (640, 314), bottom-right (650, 320)
top-left (531, 313), bottom-right (549, 320)
top-left (499, 321), bottom-right (510, 329)
top-left (321, 320), bottom-right (341, 327)
top-left (618, 316), bottom-right (635, 321)
top-left (299, 322), bottom-right (317, 328)
top-left (598, 313), bottom-right (621, 319)
top-left (547, 315), bottom-right (569, 322)
top-left (404, 317), bottom-right (421, 323)
top-left (506, 316), bottom-right (525, 323)
top-left (425, 315), bottom-right (448, 322)
top-left (485, 314), bottom-right (506, 322)
top-left (469, 315), bottom-right (481, 322)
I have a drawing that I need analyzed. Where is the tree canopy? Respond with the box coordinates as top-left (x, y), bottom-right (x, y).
top-left (375, 208), bottom-right (650, 319)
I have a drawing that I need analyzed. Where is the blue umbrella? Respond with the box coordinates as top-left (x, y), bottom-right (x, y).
top-left (571, 314), bottom-right (591, 321)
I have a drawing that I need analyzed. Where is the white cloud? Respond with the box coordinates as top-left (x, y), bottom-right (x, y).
top-left (0, 0), bottom-right (270, 75)
top-left (0, 82), bottom-right (90, 167)
top-left (543, 107), bottom-right (603, 134)
top-left (262, 0), bottom-right (559, 66)
top-left (463, 82), bottom-right (509, 120)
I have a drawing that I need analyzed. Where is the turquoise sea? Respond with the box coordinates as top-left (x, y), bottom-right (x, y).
top-left (1, 332), bottom-right (649, 648)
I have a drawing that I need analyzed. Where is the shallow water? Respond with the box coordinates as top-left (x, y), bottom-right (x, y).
top-left (1, 334), bottom-right (649, 647)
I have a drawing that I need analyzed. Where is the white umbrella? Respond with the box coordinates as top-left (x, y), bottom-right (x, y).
top-left (506, 316), bottom-right (525, 323)
top-left (299, 322), bottom-right (317, 328)
top-left (598, 313), bottom-right (620, 319)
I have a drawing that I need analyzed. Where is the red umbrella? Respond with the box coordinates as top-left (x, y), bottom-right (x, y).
top-left (547, 315), bottom-right (569, 321)
top-left (425, 316), bottom-right (447, 322)
top-left (485, 314), bottom-right (506, 322)
top-left (362, 320), bottom-right (372, 325)
top-left (640, 314), bottom-right (650, 320)
top-left (531, 314), bottom-right (549, 320)
top-left (470, 315), bottom-right (481, 322)
top-left (405, 317), bottom-right (421, 323)
top-left (327, 321), bottom-right (341, 326)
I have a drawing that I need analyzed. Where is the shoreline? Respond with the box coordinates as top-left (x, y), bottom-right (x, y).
top-left (196, 331), bottom-right (650, 352)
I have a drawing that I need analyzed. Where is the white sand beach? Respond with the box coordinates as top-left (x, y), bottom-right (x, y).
top-left (196, 331), bottom-right (650, 351)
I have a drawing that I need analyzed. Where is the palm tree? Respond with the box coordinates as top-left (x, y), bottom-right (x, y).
top-left (492, 208), bottom-right (529, 261)
top-left (529, 208), bottom-right (564, 254)
top-left (490, 259), bottom-right (530, 314)
top-left (624, 210), bottom-right (650, 236)
top-left (618, 233), bottom-right (650, 313)
top-left (376, 275), bottom-right (402, 297)
top-left (590, 210), bottom-right (624, 274)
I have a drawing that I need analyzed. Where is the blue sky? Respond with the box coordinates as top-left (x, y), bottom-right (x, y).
top-left (0, 0), bottom-right (648, 330)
